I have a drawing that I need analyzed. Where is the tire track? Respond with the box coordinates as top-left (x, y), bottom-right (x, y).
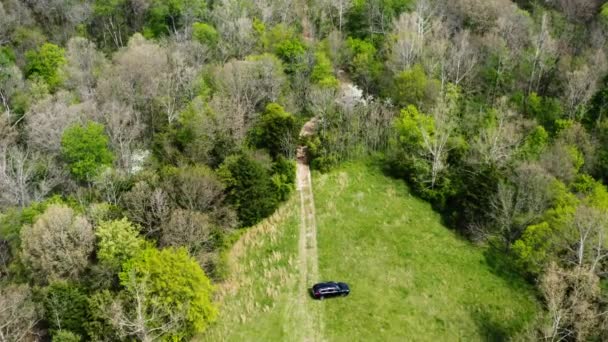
top-left (295, 121), bottom-right (323, 342)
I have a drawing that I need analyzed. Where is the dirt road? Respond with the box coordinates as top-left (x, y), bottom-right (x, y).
top-left (295, 120), bottom-right (324, 342)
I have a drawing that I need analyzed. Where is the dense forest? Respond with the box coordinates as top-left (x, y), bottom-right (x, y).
top-left (1, 0), bottom-right (608, 340)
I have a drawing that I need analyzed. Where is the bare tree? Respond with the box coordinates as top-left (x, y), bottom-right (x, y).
top-left (489, 163), bottom-right (553, 248)
top-left (387, 1), bottom-right (440, 74)
top-left (548, 0), bottom-right (601, 22)
top-left (541, 144), bottom-right (582, 184)
top-left (387, 12), bottom-right (424, 73)
top-left (211, 1), bottom-right (256, 60)
top-left (211, 56), bottom-right (286, 141)
top-left (250, 0), bottom-right (299, 26)
top-left (63, 37), bottom-right (108, 101)
top-left (469, 100), bottom-right (530, 168)
top-left (0, 3), bottom-right (16, 45)
top-left (0, 285), bottom-right (39, 342)
top-left (97, 34), bottom-right (168, 128)
top-left (164, 166), bottom-right (226, 213)
top-left (159, 43), bottom-right (202, 124)
top-left (25, 92), bottom-right (95, 154)
top-left (445, 30), bottom-right (478, 86)
top-left (541, 262), bottom-right (603, 341)
top-left (101, 100), bottom-right (144, 172)
top-left (93, 167), bottom-right (129, 206)
top-left (420, 89), bottom-right (458, 189)
top-left (563, 53), bottom-right (606, 120)
top-left (314, 0), bottom-right (352, 32)
top-left (23, 0), bottom-right (92, 42)
top-left (0, 61), bottom-right (23, 120)
top-left (21, 205), bottom-right (94, 283)
top-left (566, 206), bottom-right (608, 273)
top-left (527, 13), bottom-right (557, 94)
top-left (109, 271), bottom-right (186, 342)
top-left (160, 209), bottom-right (213, 253)
top-left (123, 181), bottom-right (171, 237)
top-left (0, 147), bottom-right (63, 208)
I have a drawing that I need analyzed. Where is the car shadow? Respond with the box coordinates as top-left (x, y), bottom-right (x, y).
top-left (306, 288), bottom-right (318, 300)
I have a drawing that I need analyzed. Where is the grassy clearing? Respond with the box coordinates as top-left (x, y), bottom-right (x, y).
top-left (314, 161), bottom-right (539, 341)
top-left (200, 197), bottom-right (302, 341)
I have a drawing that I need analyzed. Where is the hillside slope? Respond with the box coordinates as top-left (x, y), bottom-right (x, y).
top-left (203, 161), bottom-right (538, 341)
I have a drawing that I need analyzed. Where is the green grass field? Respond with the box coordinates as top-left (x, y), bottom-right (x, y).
top-left (203, 161), bottom-right (539, 341)
top-left (200, 197), bottom-right (303, 341)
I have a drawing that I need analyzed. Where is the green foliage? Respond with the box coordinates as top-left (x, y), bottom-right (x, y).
top-left (481, 52), bottom-right (515, 96)
top-left (93, 0), bottom-right (126, 16)
top-left (519, 126), bottom-right (549, 160)
top-left (390, 91), bottom-right (460, 207)
top-left (271, 156), bottom-right (296, 202)
top-left (601, 3), bottom-right (608, 24)
top-left (84, 290), bottom-right (120, 341)
top-left (52, 330), bottom-right (82, 342)
top-left (44, 282), bottom-right (89, 337)
top-left (120, 247), bottom-right (218, 338)
top-left (586, 75), bottom-right (608, 128)
top-left (391, 64), bottom-right (440, 109)
top-left (526, 93), bottom-right (563, 132)
top-left (95, 218), bottom-right (147, 270)
top-left (192, 22), bottom-right (218, 46)
top-left (345, 38), bottom-right (382, 90)
top-left (218, 153), bottom-right (281, 227)
top-left (586, 180), bottom-right (608, 210)
top-left (250, 103), bottom-right (298, 158)
top-left (544, 180), bottom-right (579, 229)
top-left (345, 0), bottom-right (414, 39)
top-left (512, 222), bottom-right (553, 276)
top-left (61, 122), bottom-right (114, 182)
top-left (566, 145), bottom-right (585, 173)
top-left (394, 105), bottom-right (434, 149)
top-left (311, 51), bottom-right (338, 88)
top-left (0, 199), bottom-right (53, 251)
top-left (145, 0), bottom-right (206, 37)
top-left (256, 24), bottom-right (307, 73)
top-left (572, 174), bottom-right (597, 194)
top-left (24, 43), bottom-right (66, 91)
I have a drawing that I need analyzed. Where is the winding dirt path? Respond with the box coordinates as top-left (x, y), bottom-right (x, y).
top-left (295, 119), bottom-right (323, 342)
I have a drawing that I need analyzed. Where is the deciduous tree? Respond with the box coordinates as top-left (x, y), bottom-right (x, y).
top-left (0, 285), bottom-right (39, 342)
top-left (110, 247), bottom-right (217, 340)
top-left (21, 204), bottom-right (94, 282)
top-left (61, 121), bottom-right (114, 182)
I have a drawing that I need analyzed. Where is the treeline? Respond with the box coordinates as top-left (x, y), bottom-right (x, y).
top-left (1, 0), bottom-right (608, 340)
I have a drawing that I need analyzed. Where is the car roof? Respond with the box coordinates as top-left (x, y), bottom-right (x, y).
top-left (313, 281), bottom-right (344, 289)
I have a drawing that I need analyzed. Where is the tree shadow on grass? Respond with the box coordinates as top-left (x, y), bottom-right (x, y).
top-left (470, 308), bottom-right (511, 342)
top-left (483, 247), bottom-right (533, 292)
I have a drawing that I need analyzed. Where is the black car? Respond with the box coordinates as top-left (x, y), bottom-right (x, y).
top-left (311, 282), bottom-right (350, 300)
